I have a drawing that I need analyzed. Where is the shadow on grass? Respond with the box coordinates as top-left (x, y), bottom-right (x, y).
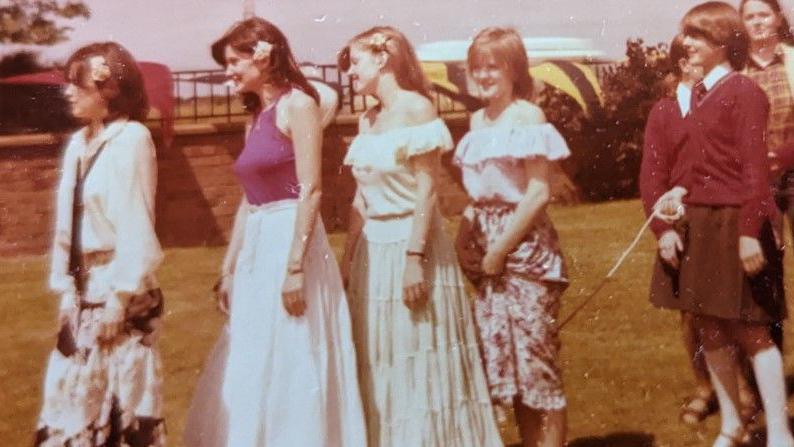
top-left (565, 431), bottom-right (655, 447)
top-left (506, 431), bottom-right (655, 447)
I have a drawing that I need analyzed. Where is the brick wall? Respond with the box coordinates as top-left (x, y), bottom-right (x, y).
top-left (0, 117), bottom-right (472, 257)
top-left (0, 137), bottom-right (66, 255)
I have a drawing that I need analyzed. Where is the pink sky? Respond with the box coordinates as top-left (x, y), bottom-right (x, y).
top-left (8, 0), bottom-right (784, 70)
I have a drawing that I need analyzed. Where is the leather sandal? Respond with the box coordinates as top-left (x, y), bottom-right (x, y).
top-left (680, 389), bottom-right (717, 425)
top-left (714, 429), bottom-right (749, 447)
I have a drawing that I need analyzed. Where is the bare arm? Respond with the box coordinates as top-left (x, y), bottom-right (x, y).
top-left (221, 195), bottom-right (249, 277)
top-left (340, 187), bottom-right (366, 284)
top-left (401, 149), bottom-right (439, 310)
top-left (406, 151), bottom-right (439, 254)
top-left (285, 92), bottom-right (323, 272)
top-left (489, 157), bottom-right (550, 257)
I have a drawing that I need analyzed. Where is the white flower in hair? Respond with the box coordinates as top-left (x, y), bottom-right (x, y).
top-left (368, 33), bottom-right (389, 51)
top-left (89, 55), bottom-right (111, 82)
top-left (252, 40), bottom-right (273, 61)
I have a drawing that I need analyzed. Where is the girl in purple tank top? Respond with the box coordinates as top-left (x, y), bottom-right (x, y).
top-left (183, 17), bottom-right (366, 447)
top-left (232, 95), bottom-right (301, 204)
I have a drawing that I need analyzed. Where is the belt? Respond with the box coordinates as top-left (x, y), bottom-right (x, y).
top-left (79, 250), bottom-right (114, 269)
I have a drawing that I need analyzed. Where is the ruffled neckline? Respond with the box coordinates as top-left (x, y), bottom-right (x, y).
top-left (454, 123), bottom-right (570, 167)
top-left (344, 118), bottom-right (454, 168)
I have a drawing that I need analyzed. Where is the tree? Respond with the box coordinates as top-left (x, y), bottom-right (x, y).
top-left (1, 0), bottom-right (90, 45)
top-left (539, 39), bottom-right (674, 201)
top-left (0, 50), bottom-right (46, 77)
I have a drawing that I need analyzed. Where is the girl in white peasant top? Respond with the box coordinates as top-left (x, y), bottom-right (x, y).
top-left (36, 42), bottom-right (165, 446)
top-left (337, 26), bottom-right (503, 447)
top-left (454, 28), bottom-right (570, 447)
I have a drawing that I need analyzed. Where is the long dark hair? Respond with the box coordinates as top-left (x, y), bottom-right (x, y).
top-left (64, 42), bottom-right (148, 122)
top-left (211, 17), bottom-right (319, 114)
top-left (338, 26), bottom-right (433, 100)
top-left (740, 0), bottom-right (794, 44)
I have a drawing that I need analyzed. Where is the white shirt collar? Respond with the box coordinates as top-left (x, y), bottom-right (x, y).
top-left (79, 118), bottom-right (128, 158)
top-left (676, 83), bottom-right (692, 116)
top-left (702, 63), bottom-right (732, 91)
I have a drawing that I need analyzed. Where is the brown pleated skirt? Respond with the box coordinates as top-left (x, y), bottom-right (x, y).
top-left (649, 205), bottom-right (786, 323)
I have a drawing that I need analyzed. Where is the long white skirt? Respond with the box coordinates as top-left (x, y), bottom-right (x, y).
top-left (184, 199), bottom-right (366, 446)
top-left (348, 211), bottom-right (503, 447)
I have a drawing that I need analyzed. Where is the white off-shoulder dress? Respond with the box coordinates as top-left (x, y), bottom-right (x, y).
top-left (344, 118), bottom-right (503, 447)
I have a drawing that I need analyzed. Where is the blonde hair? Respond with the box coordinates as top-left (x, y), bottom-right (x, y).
top-left (338, 26), bottom-right (432, 100)
top-left (468, 27), bottom-right (533, 100)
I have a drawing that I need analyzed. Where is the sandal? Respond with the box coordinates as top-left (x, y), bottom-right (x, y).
top-left (714, 429), bottom-right (749, 447)
top-left (738, 385), bottom-right (762, 427)
top-left (680, 389), bottom-right (717, 425)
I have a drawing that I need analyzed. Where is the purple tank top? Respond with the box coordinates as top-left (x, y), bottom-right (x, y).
top-left (233, 102), bottom-right (300, 205)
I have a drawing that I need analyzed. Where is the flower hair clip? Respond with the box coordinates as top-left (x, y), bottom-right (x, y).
top-left (89, 56), bottom-right (111, 83)
top-left (252, 40), bottom-right (273, 61)
top-left (367, 33), bottom-right (390, 52)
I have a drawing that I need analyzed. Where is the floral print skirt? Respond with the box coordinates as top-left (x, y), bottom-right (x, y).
top-left (35, 289), bottom-right (165, 447)
top-left (467, 203), bottom-right (568, 411)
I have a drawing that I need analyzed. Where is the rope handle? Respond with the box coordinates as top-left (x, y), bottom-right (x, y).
top-left (559, 204), bottom-right (683, 329)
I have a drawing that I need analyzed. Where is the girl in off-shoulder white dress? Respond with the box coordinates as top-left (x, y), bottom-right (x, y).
top-left (338, 26), bottom-right (503, 447)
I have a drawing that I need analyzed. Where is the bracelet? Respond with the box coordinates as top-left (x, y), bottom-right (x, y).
top-left (287, 264), bottom-right (303, 274)
top-left (405, 250), bottom-right (425, 259)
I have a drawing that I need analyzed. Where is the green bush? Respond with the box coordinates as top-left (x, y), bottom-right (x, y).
top-left (539, 39), bottom-right (674, 201)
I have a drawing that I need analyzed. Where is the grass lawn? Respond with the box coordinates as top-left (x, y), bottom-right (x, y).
top-left (2, 198), bottom-right (793, 446)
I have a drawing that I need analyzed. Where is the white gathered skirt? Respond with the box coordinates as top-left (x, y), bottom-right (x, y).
top-left (348, 211), bottom-right (503, 447)
top-left (183, 199), bottom-right (366, 447)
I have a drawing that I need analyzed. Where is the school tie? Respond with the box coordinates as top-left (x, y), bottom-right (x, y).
top-left (691, 81), bottom-right (707, 111)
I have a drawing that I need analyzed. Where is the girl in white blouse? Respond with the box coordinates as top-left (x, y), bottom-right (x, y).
top-left (36, 42), bottom-right (165, 446)
top-left (338, 26), bottom-right (503, 447)
top-left (454, 28), bottom-right (570, 447)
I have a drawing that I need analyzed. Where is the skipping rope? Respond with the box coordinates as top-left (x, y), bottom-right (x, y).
top-left (558, 206), bottom-right (681, 330)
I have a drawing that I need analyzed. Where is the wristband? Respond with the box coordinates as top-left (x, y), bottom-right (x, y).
top-left (406, 250), bottom-right (425, 259)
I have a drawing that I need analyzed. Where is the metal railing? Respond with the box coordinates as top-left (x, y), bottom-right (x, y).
top-left (168, 63), bottom-right (469, 123)
top-left (166, 61), bottom-right (621, 123)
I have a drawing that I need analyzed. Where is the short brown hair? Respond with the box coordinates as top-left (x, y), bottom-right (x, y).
top-left (211, 17), bottom-right (318, 113)
top-left (467, 27), bottom-right (533, 100)
top-left (682, 1), bottom-right (749, 70)
top-left (338, 26), bottom-right (433, 100)
top-left (64, 42), bottom-right (149, 122)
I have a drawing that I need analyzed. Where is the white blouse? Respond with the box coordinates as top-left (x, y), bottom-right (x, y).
top-left (454, 124), bottom-right (570, 204)
top-left (49, 119), bottom-right (163, 310)
top-left (343, 118), bottom-right (454, 218)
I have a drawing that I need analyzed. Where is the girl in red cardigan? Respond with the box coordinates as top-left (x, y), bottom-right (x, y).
top-left (640, 35), bottom-right (718, 426)
top-left (656, 3), bottom-right (792, 446)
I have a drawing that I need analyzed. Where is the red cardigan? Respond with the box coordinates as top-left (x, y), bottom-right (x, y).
top-left (680, 72), bottom-right (778, 237)
top-left (639, 97), bottom-right (691, 238)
